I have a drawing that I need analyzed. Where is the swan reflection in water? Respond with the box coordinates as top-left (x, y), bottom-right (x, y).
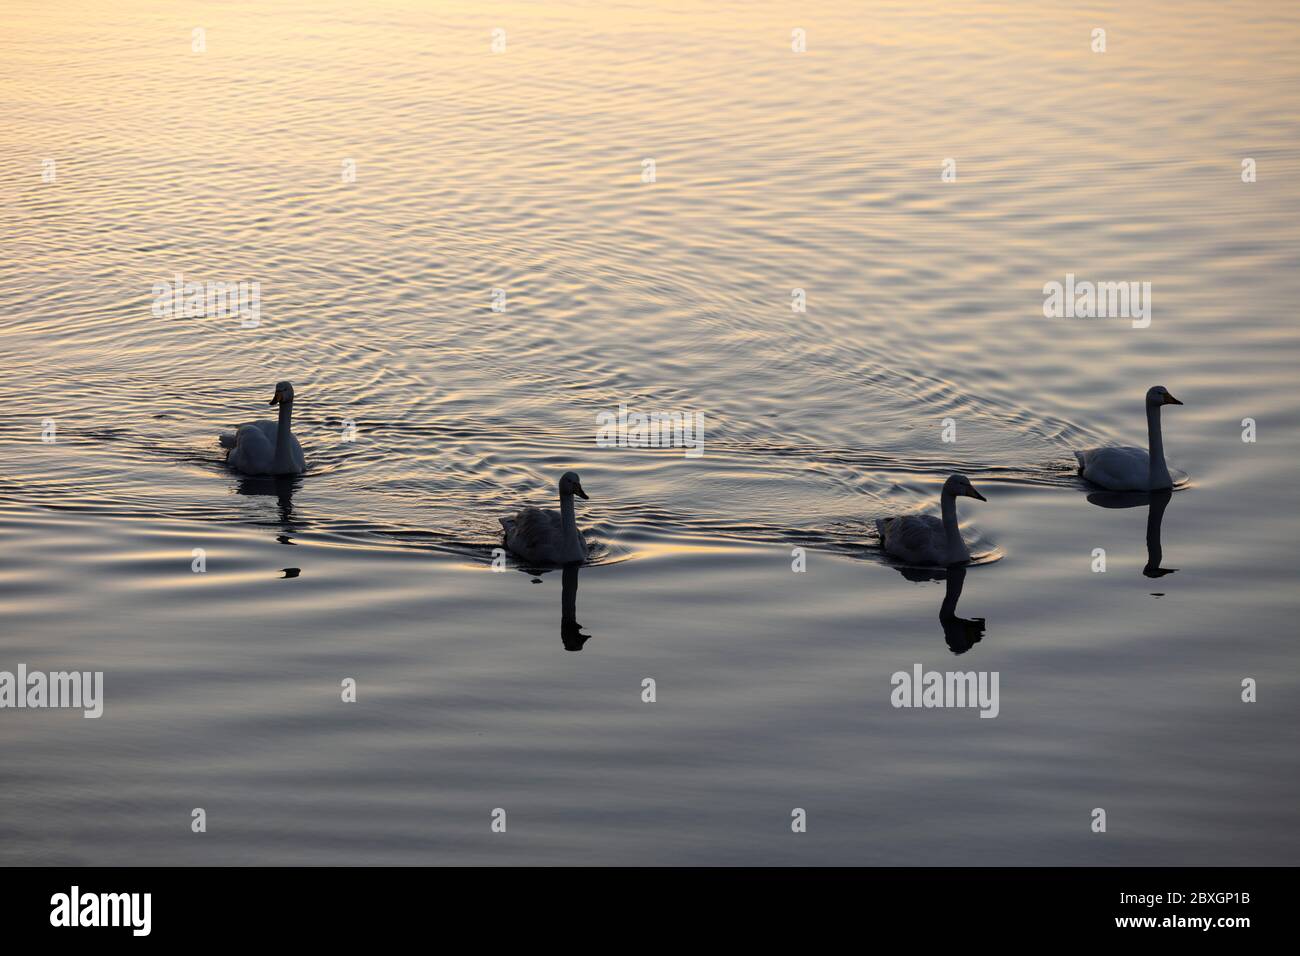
top-left (560, 563), bottom-right (592, 651)
top-left (889, 562), bottom-right (987, 654)
top-left (1086, 488), bottom-right (1177, 582)
top-left (235, 474), bottom-right (304, 546)
top-left (517, 562), bottom-right (593, 651)
top-left (939, 564), bottom-right (986, 654)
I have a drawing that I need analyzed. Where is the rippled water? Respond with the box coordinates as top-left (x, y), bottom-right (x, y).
top-left (2, 0), bottom-right (1299, 864)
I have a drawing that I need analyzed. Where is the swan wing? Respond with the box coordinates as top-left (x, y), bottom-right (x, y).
top-left (876, 514), bottom-right (946, 565)
top-left (241, 419), bottom-right (279, 439)
top-left (502, 507), bottom-right (564, 564)
top-left (1076, 445), bottom-right (1150, 491)
top-left (225, 420), bottom-right (278, 475)
top-left (222, 420), bottom-right (306, 475)
top-left (284, 431), bottom-right (306, 472)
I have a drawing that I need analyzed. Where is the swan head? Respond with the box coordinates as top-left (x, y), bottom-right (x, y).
top-left (1146, 385), bottom-right (1182, 407)
top-left (559, 471), bottom-right (589, 500)
top-left (943, 474), bottom-right (986, 501)
top-left (269, 381), bottom-right (295, 405)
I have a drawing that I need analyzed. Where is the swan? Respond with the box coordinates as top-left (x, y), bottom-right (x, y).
top-left (500, 471), bottom-right (589, 565)
top-left (876, 474), bottom-right (986, 566)
top-left (1074, 385), bottom-right (1182, 491)
top-left (219, 380), bottom-right (306, 476)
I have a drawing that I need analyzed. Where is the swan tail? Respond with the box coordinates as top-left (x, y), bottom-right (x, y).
top-left (498, 516), bottom-right (514, 534)
top-left (219, 431), bottom-right (237, 449)
top-left (1072, 450), bottom-right (1088, 471)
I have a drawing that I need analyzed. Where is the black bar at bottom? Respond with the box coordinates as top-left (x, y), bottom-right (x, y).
top-left (0, 866), bottom-right (1282, 941)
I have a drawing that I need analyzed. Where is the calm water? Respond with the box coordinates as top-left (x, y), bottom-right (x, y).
top-left (2, 0), bottom-right (1299, 864)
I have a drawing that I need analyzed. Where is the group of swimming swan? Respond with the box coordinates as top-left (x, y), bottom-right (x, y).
top-left (878, 385), bottom-right (1184, 565)
top-left (220, 382), bottom-right (1183, 569)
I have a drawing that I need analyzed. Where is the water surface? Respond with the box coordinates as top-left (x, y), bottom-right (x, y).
top-left (2, 0), bottom-right (1299, 864)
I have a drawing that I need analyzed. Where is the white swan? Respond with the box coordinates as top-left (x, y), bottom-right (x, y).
top-left (500, 471), bottom-right (589, 565)
top-left (876, 474), bottom-right (986, 566)
top-left (219, 380), bottom-right (306, 476)
top-left (1074, 385), bottom-right (1183, 491)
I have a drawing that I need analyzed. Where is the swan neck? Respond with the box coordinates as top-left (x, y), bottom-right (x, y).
top-left (272, 400), bottom-right (294, 472)
top-left (940, 492), bottom-right (962, 547)
top-left (559, 491), bottom-right (578, 543)
top-left (1146, 402), bottom-right (1169, 487)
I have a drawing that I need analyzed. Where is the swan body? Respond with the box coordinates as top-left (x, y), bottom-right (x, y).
top-left (1073, 445), bottom-right (1153, 491)
top-left (876, 474), bottom-right (986, 567)
top-left (1075, 385), bottom-right (1182, 491)
top-left (500, 471), bottom-right (589, 565)
top-left (220, 381), bottom-right (306, 476)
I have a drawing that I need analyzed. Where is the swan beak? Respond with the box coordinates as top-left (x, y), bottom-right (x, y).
top-left (269, 390), bottom-right (282, 405)
top-left (1163, 392), bottom-right (1183, 405)
top-left (968, 487), bottom-right (987, 502)
top-left (575, 485), bottom-right (589, 500)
